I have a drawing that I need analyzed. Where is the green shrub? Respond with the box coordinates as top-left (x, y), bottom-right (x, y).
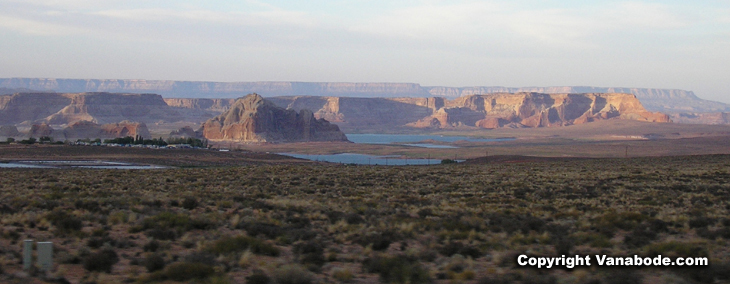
top-left (332, 267), bottom-right (354, 283)
top-left (273, 265), bottom-right (315, 284)
top-left (182, 197), bottom-right (199, 210)
top-left (143, 240), bottom-right (160, 252)
top-left (246, 269), bottom-right (271, 284)
top-left (46, 210), bottom-right (83, 233)
top-left (594, 211), bottom-right (646, 236)
top-left (294, 240), bottom-right (326, 270)
top-left (144, 253), bottom-right (165, 272)
top-left (83, 248), bottom-right (119, 273)
top-left (355, 230), bottom-right (400, 251)
top-left (164, 261), bottom-right (215, 281)
top-left (439, 241), bottom-right (482, 258)
top-left (601, 269), bottom-right (642, 284)
top-left (624, 226), bottom-right (658, 248)
top-left (131, 212), bottom-right (214, 240)
top-left (644, 241), bottom-right (709, 258)
top-left (364, 255), bottom-right (431, 284)
top-left (206, 235), bottom-right (280, 256)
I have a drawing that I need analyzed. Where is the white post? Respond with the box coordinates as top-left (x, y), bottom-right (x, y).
top-left (23, 240), bottom-right (33, 270)
top-left (37, 242), bottom-right (53, 272)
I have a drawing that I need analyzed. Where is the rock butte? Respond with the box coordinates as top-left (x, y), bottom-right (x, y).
top-left (200, 94), bottom-right (349, 143)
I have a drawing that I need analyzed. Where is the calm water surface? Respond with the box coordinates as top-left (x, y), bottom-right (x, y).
top-left (279, 153), bottom-right (445, 165)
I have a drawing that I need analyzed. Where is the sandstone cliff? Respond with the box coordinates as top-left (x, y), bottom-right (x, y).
top-left (0, 125), bottom-right (20, 138)
top-left (670, 112), bottom-right (730, 125)
top-left (200, 94), bottom-right (348, 142)
top-left (424, 86), bottom-right (729, 114)
top-left (266, 96), bottom-right (437, 132)
top-left (29, 123), bottom-right (55, 138)
top-left (0, 92), bottom-right (214, 125)
top-left (260, 93), bottom-right (668, 130)
top-left (407, 93), bottom-right (669, 129)
top-left (62, 121), bottom-right (151, 140)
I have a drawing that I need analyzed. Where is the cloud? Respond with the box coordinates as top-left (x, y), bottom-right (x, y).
top-left (0, 0), bottom-right (711, 52)
top-left (0, 15), bottom-right (88, 35)
top-left (348, 1), bottom-right (702, 49)
top-left (91, 8), bottom-right (316, 28)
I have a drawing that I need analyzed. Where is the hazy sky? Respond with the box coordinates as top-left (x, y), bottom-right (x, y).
top-left (0, 0), bottom-right (728, 102)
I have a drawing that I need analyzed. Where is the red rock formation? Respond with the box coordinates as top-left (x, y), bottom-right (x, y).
top-left (200, 94), bottom-right (348, 142)
top-left (410, 93), bottom-right (669, 129)
top-left (169, 126), bottom-right (200, 138)
top-left (99, 121), bottom-right (150, 139)
top-left (0, 125), bottom-right (20, 138)
top-left (29, 123), bottom-right (55, 138)
top-left (62, 120), bottom-right (150, 140)
top-left (0, 92), bottom-right (199, 125)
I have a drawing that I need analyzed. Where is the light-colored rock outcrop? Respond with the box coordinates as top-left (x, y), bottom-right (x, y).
top-left (425, 86), bottom-right (729, 113)
top-left (409, 93), bottom-right (669, 129)
top-left (200, 94), bottom-right (348, 143)
top-left (264, 93), bottom-right (669, 130)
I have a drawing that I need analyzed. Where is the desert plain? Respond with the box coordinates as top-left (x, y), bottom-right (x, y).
top-left (2, 118), bottom-right (730, 284)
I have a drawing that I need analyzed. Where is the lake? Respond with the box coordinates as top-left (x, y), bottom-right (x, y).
top-left (278, 134), bottom-right (509, 165)
top-left (345, 134), bottom-right (513, 147)
top-left (279, 153), bottom-right (447, 166)
top-left (0, 161), bottom-right (168, 169)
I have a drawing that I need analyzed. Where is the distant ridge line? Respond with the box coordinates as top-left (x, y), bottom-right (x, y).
top-left (1, 78), bottom-right (727, 113)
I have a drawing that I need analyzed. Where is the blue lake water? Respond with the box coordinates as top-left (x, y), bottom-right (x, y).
top-left (0, 161), bottom-right (168, 169)
top-left (345, 134), bottom-right (514, 146)
top-left (403, 144), bottom-right (458, 149)
top-left (0, 163), bottom-right (52, 168)
top-left (279, 134), bottom-right (510, 165)
top-left (280, 153), bottom-right (446, 166)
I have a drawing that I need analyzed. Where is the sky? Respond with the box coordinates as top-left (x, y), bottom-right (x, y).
top-left (0, 0), bottom-right (729, 102)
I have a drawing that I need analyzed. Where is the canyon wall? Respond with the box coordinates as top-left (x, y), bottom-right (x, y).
top-left (0, 92), bottom-right (670, 134)
top-left (258, 93), bottom-right (668, 130)
top-left (0, 92), bottom-right (215, 125)
top-left (425, 86), bottom-right (729, 113)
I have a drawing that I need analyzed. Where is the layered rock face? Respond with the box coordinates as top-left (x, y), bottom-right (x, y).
top-left (267, 96), bottom-right (438, 131)
top-left (408, 93), bottom-right (669, 129)
top-left (62, 121), bottom-right (151, 140)
top-left (3, 78), bottom-right (725, 113)
top-left (29, 123), bottom-right (56, 138)
top-left (0, 92), bottom-right (215, 125)
top-left (0, 91), bottom-right (671, 133)
top-left (425, 86), bottom-right (729, 113)
top-left (259, 93), bottom-right (669, 130)
top-left (26, 121), bottom-right (151, 140)
top-left (200, 94), bottom-right (348, 142)
top-left (0, 125), bottom-right (20, 138)
top-left (670, 112), bottom-right (730, 125)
